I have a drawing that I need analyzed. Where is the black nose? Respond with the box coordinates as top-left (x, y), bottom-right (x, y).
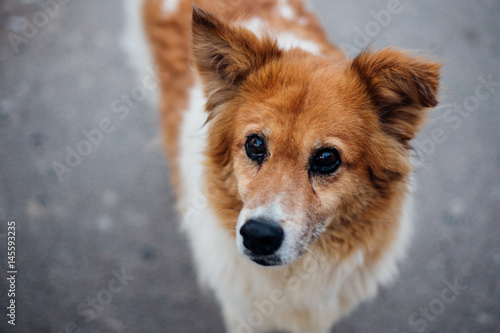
top-left (240, 219), bottom-right (283, 256)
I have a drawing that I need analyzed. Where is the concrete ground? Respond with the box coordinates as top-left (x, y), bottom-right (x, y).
top-left (0, 0), bottom-right (499, 332)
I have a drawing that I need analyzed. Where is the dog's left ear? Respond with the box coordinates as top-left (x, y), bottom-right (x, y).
top-left (350, 48), bottom-right (441, 145)
top-left (191, 5), bottom-right (282, 111)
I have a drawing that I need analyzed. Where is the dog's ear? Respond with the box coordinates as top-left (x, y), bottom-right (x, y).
top-left (350, 48), bottom-right (441, 146)
top-left (191, 5), bottom-right (282, 111)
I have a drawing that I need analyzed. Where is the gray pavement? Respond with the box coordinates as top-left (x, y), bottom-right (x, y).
top-left (0, 0), bottom-right (499, 332)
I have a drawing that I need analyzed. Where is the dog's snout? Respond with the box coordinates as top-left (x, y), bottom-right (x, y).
top-left (240, 219), bottom-right (283, 256)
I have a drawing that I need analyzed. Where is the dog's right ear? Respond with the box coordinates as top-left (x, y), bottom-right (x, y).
top-left (191, 5), bottom-right (282, 111)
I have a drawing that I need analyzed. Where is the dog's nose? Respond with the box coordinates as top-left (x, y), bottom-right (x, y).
top-left (240, 219), bottom-right (283, 256)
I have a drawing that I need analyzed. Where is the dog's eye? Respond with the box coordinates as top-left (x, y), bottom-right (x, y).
top-left (310, 148), bottom-right (341, 175)
top-left (245, 134), bottom-right (267, 164)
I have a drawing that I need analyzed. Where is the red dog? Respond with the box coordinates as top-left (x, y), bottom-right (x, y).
top-left (143, 1), bottom-right (440, 331)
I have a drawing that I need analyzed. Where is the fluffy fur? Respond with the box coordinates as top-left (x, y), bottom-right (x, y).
top-left (143, 1), bottom-right (440, 332)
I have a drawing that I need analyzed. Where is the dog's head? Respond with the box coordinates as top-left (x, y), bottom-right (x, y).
top-left (191, 6), bottom-right (440, 266)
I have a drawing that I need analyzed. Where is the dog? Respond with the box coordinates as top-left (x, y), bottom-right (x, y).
top-left (142, 0), bottom-right (440, 332)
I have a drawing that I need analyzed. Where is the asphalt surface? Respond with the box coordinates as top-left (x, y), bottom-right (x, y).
top-left (0, 0), bottom-right (499, 332)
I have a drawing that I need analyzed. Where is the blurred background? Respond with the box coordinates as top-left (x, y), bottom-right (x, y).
top-left (0, 0), bottom-right (499, 332)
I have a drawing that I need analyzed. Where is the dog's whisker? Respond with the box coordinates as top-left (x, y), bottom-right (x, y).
top-left (215, 207), bottom-right (241, 213)
top-left (305, 247), bottom-right (320, 263)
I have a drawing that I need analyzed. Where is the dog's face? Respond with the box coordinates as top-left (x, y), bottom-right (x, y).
top-left (191, 7), bottom-right (440, 266)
